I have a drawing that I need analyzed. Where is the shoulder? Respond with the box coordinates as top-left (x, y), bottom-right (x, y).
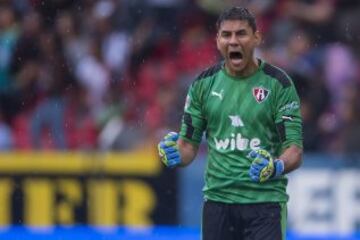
top-left (194, 62), bottom-right (223, 82)
top-left (262, 62), bottom-right (292, 88)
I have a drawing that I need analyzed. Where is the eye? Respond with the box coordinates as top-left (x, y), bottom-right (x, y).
top-left (220, 31), bottom-right (231, 38)
top-left (236, 30), bottom-right (247, 37)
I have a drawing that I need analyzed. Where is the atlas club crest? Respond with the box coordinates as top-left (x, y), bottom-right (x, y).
top-left (252, 87), bottom-right (269, 103)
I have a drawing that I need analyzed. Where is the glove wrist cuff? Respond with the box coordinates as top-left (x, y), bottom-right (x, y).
top-left (273, 159), bottom-right (285, 178)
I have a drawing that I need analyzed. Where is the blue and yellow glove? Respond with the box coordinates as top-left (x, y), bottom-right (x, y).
top-left (157, 132), bottom-right (181, 168)
top-left (248, 149), bottom-right (284, 182)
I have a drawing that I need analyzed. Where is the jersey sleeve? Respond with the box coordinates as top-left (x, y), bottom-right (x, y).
top-left (275, 81), bottom-right (303, 150)
top-left (179, 81), bottom-right (207, 145)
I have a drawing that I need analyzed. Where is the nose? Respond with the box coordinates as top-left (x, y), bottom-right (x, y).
top-left (229, 34), bottom-right (238, 45)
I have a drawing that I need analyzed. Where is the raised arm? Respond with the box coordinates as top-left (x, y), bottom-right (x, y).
top-left (158, 132), bottom-right (199, 168)
top-left (248, 145), bottom-right (303, 183)
top-left (177, 138), bottom-right (199, 167)
top-left (278, 144), bottom-right (303, 174)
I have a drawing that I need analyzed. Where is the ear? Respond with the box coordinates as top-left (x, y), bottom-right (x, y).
top-left (254, 30), bottom-right (262, 47)
top-left (216, 32), bottom-right (221, 51)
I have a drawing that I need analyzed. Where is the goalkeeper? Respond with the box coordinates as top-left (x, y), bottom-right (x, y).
top-left (158, 6), bottom-right (303, 240)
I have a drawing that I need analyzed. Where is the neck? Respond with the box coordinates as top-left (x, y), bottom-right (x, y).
top-left (226, 58), bottom-right (260, 78)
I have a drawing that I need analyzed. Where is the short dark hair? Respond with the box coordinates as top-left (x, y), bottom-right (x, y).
top-left (216, 7), bottom-right (257, 32)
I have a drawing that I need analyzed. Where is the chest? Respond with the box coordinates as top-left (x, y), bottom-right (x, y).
top-left (203, 79), bottom-right (274, 127)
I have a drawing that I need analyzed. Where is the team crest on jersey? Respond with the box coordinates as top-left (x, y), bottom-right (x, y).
top-left (252, 87), bottom-right (270, 103)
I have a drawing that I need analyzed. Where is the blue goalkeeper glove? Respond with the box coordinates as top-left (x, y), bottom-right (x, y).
top-left (157, 132), bottom-right (181, 168)
top-left (248, 149), bottom-right (284, 182)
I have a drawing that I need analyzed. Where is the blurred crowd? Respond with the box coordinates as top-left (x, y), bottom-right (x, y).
top-left (0, 0), bottom-right (359, 153)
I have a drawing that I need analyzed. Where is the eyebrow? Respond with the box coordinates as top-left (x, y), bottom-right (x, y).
top-left (220, 29), bottom-right (247, 34)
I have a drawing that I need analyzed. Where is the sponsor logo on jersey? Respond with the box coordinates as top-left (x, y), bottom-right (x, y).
top-left (279, 101), bottom-right (299, 113)
top-left (252, 87), bottom-right (269, 103)
top-left (211, 89), bottom-right (224, 100)
top-left (214, 133), bottom-right (261, 151)
top-left (229, 115), bottom-right (244, 127)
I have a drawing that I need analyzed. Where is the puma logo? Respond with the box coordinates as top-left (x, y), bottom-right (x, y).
top-left (282, 115), bottom-right (293, 121)
top-left (211, 90), bottom-right (224, 100)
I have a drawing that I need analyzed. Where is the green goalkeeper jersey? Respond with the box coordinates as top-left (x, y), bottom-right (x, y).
top-left (180, 59), bottom-right (303, 204)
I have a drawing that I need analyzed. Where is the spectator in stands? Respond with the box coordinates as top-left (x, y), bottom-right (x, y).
top-left (0, 1), bottom-right (359, 153)
top-left (0, 107), bottom-right (13, 150)
top-left (30, 31), bottom-right (72, 149)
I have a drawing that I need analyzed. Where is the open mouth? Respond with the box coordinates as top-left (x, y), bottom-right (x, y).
top-left (229, 51), bottom-right (243, 60)
top-left (228, 51), bottom-right (243, 66)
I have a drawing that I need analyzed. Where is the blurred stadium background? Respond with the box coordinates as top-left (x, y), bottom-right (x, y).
top-left (0, 0), bottom-right (359, 239)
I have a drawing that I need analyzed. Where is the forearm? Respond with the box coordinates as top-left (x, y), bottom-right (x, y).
top-left (178, 138), bottom-right (199, 167)
top-left (278, 145), bottom-right (303, 174)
